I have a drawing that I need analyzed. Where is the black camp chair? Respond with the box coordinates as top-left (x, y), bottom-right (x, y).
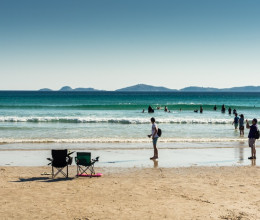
top-left (75, 152), bottom-right (99, 177)
top-left (47, 150), bottom-right (74, 179)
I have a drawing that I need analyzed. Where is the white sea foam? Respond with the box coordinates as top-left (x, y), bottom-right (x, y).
top-left (0, 137), bottom-right (247, 144)
top-left (0, 116), bottom-right (233, 124)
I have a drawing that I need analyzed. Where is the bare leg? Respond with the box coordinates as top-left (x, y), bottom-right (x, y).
top-left (150, 143), bottom-right (158, 159)
top-left (153, 143), bottom-right (158, 158)
top-left (253, 147), bottom-right (256, 158)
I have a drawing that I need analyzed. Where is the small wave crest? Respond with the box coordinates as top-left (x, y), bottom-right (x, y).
top-left (0, 137), bottom-right (247, 144)
top-left (0, 116), bottom-right (233, 124)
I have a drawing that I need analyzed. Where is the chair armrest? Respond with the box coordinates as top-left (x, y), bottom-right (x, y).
top-left (92, 156), bottom-right (99, 163)
top-left (67, 151), bottom-right (75, 156)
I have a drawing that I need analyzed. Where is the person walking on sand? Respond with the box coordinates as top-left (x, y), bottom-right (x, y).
top-left (239, 114), bottom-right (245, 136)
top-left (148, 117), bottom-right (159, 159)
top-left (246, 118), bottom-right (258, 159)
top-left (232, 113), bottom-right (239, 130)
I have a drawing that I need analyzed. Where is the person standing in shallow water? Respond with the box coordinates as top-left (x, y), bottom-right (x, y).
top-left (239, 114), bottom-right (245, 136)
top-left (148, 117), bottom-right (159, 160)
top-left (232, 113), bottom-right (239, 130)
top-left (221, 104), bottom-right (226, 113)
top-left (228, 107), bottom-right (232, 115)
top-left (246, 118), bottom-right (258, 160)
top-left (200, 106), bottom-right (203, 113)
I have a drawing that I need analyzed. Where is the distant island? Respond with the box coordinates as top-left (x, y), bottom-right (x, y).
top-left (38, 84), bottom-right (260, 92)
top-left (39, 86), bottom-right (101, 92)
top-left (116, 84), bottom-right (177, 92)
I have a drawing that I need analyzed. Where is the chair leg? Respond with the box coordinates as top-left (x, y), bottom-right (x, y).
top-left (52, 166), bottom-right (54, 179)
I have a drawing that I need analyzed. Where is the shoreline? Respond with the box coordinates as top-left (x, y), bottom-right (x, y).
top-left (0, 144), bottom-right (258, 167)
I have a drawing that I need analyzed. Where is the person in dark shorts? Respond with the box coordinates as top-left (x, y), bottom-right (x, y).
top-left (246, 118), bottom-right (258, 159)
top-left (232, 113), bottom-right (239, 130)
top-left (148, 117), bottom-right (159, 159)
top-left (239, 114), bottom-right (245, 136)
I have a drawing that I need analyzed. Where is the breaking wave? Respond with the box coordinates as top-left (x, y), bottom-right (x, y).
top-left (0, 137), bottom-right (247, 144)
top-left (0, 116), bottom-right (234, 124)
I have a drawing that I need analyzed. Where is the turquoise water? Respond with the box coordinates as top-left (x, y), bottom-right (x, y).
top-left (0, 91), bottom-right (259, 147)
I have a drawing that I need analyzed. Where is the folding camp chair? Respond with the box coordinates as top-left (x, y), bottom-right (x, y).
top-left (47, 149), bottom-right (73, 179)
top-left (75, 152), bottom-right (99, 177)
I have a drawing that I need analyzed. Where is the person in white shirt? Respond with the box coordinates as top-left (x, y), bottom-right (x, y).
top-left (148, 117), bottom-right (159, 159)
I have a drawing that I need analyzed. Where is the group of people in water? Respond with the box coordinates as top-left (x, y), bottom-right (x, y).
top-left (145, 104), bottom-right (259, 161)
top-left (144, 104), bottom-right (240, 115)
top-left (143, 105), bottom-right (171, 113)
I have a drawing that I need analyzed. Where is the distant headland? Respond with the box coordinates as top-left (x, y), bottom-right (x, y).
top-left (37, 84), bottom-right (260, 92)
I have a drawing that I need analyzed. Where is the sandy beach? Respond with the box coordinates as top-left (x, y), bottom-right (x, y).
top-left (1, 165), bottom-right (260, 220)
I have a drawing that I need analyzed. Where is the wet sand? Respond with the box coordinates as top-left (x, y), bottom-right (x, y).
top-left (0, 145), bottom-right (258, 167)
top-left (1, 165), bottom-right (260, 219)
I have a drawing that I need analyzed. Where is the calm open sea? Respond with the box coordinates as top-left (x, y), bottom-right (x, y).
top-left (0, 91), bottom-right (259, 149)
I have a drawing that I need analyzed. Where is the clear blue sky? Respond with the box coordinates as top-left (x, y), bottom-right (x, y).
top-left (0, 0), bottom-right (259, 90)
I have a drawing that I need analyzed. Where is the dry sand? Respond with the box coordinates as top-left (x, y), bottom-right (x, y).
top-left (0, 165), bottom-right (260, 220)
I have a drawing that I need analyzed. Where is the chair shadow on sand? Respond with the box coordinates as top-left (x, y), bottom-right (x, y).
top-left (10, 176), bottom-right (74, 183)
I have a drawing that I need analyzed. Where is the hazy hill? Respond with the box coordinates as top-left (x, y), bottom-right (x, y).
top-left (180, 86), bottom-right (260, 92)
top-left (59, 86), bottom-right (73, 91)
top-left (39, 86), bottom-right (100, 91)
top-left (222, 86), bottom-right (260, 92)
top-left (116, 84), bottom-right (176, 92)
top-left (180, 87), bottom-right (219, 92)
top-left (39, 88), bottom-right (53, 91)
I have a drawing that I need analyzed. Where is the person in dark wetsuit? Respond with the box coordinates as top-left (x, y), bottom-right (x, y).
top-left (213, 105), bottom-right (217, 111)
top-left (221, 104), bottom-right (226, 113)
top-left (200, 106), bottom-right (203, 113)
top-left (228, 107), bottom-right (232, 115)
top-left (148, 105), bottom-right (154, 113)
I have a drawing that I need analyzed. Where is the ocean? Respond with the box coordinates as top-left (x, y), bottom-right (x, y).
top-left (0, 91), bottom-right (259, 148)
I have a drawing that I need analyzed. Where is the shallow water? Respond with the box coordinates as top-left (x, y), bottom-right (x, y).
top-left (0, 91), bottom-right (259, 146)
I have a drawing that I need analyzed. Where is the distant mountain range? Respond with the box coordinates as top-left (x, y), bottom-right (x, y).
top-left (38, 84), bottom-right (260, 92)
top-left (180, 86), bottom-right (260, 92)
top-left (39, 86), bottom-right (101, 92)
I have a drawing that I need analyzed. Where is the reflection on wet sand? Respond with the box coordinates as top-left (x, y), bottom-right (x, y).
top-left (251, 159), bottom-right (256, 166)
top-left (152, 159), bottom-right (158, 168)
